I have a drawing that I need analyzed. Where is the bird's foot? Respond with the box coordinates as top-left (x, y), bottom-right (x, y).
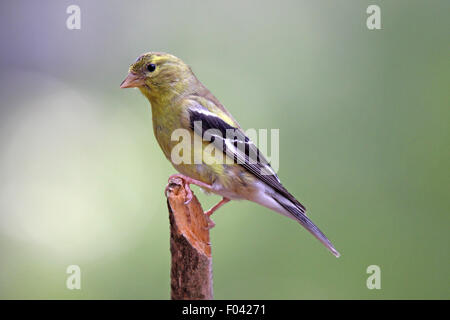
top-left (206, 217), bottom-right (216, 230)
top-left (203, 198), bottom-right (230, 230)
top-left (167, 174), bottom-right (212, 205)
top-left (204, 197), bottom-right (230, 217)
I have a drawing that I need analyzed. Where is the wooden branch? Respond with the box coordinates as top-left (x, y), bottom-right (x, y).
top-left (165, 177), bottom-right (213, 300)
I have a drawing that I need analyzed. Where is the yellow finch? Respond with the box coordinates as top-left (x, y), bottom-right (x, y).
top-left (121, 52), bottom-right (340, 257)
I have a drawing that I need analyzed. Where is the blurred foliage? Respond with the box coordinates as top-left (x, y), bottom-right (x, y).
top-left (0, 0), bottom-right (449, 299)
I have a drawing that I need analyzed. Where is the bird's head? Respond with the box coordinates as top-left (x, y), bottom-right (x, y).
top-left (120, 52), bottom-right (195, 102)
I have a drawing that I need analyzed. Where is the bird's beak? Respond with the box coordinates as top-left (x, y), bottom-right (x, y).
top-left (120, 72), bottom-right (145, 88)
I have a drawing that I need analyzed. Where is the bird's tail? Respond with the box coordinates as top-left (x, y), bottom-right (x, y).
top-left (271, 193), bottom-right (340, 258)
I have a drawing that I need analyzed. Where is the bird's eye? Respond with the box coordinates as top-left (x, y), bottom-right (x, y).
top-left (147, 64), bottom-right (156, 72)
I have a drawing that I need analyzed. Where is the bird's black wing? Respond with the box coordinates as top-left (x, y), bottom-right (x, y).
top-left (187, 104), bottom-right (340, 257)
top-left (187, 106), bottom-right (306, 214)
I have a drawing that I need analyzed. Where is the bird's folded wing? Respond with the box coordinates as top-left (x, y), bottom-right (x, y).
top-left (186, 103), bottom-right (306, 214)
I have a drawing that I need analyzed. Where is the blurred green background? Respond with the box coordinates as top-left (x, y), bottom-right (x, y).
top-left (0, 0), bottom-right (449, 299)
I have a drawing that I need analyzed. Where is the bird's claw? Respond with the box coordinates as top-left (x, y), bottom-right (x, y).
top-left (164, 183), bottom-right (172, 198)
top-left (165, 175), bottom-right (194, 204)
top-left (166, 173), bottom-right (213, 205)
top-left (205, 216), bottom-right (215, 230)
top-left (184, 185), bottom-right (193, 205)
